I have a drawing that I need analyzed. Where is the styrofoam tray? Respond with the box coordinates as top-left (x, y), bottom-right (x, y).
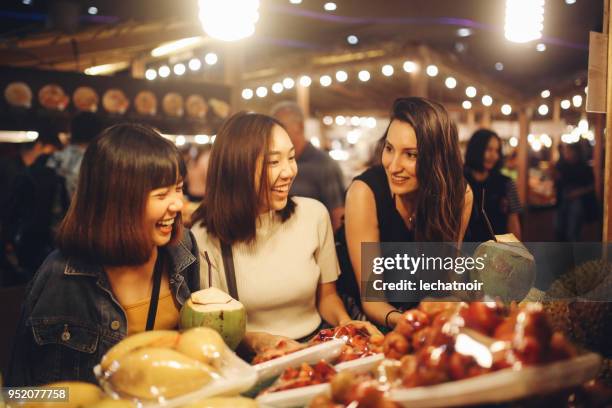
top-left (253, 338), bottom-right (344, 382)
top-left (255, 353), bottom-right (384, 407)
top-left (390, 352), bottom-right (601, 408)
top-left (256, 352), bottom-right (601, 408)
top-left (94, 350), bottom-right (257, 408)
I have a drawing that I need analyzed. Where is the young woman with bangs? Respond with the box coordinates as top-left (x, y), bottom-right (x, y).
top-left (8, 123), bottom-right (200, 386)
top-left (341, 97), bottom-right (473, 329)
top-left (190, 112), bottom-right (379, 358)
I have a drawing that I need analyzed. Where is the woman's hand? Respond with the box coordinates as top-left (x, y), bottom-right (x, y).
top-left (338, 319), bottom-right (383, 337)
top-left (247, 332), bottom-right (305, 364)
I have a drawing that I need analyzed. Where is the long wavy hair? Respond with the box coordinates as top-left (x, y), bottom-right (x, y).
top-left (379, 97), bottom-right (466, 242)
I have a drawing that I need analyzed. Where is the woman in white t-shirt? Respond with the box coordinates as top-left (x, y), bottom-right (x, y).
top-left (190, 112), bottom-right (378, 355)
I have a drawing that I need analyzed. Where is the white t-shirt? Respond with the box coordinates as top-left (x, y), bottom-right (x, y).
top-left (191, 197), bottom-right (340, 339)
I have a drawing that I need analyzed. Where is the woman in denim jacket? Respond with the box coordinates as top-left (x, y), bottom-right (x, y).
top-left (8, 124), bottom-right (200, 386)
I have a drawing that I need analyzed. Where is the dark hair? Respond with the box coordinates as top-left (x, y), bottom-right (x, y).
top-left (465, 128), bottom-right (503, 173)
top-left (191, 112), bottom-right (296, 244)
top-left (57, 123), bottom-right (186, 266)
top-left (381, 97), bottom-right (466, 242)
top-left (70, 112), bottom-right (106, 145)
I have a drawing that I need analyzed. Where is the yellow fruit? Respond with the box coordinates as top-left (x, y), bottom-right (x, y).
top-left (110, 347), bottom-right (214, 400)
top-left (181, 397), bottom-right (258, 408)
top-left (101, 330), bottom-right (179, 372)
top-left (175, 327), bottom-right (227, 367)
top-left (22, 382), bottom-right (102, 408)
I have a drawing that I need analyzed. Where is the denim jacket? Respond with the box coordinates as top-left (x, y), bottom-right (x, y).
top-left (7, 230), bottom-right (200, 386)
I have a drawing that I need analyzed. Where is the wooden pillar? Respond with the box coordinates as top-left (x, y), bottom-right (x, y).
top-left (551, 97), bottom-right (562, 164)
top-left (410, 45), bottom-right (429, 98)
top-left (517, 108), bottom-right (531, 205)
top-left (466, 109), bottom-right (476, 128)
top-left (223, 43), bottom-right (243, 114)
top-left (605, 0), bottom-right (612, 241)
top-left (593, 113), bottom-right (605, 201)
top-left (296, 82), bottom-right (310, 118)
top-left (480, 109), bottom-right (492, 128)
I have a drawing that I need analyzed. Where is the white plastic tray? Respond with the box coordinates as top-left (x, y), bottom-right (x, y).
top-left (390, 352), bottom-right (601, 408)
top-left (255, 353), bottom-right (384, 407)
top-left (256, 352), bottom-right (601, 408)
top-left (95, 350), bottom-right (257, 408)
top-left (253, 338), bottom-right (344, 382)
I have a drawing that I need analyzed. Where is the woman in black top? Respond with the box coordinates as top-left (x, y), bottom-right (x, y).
top-left (464, 129), bottom-right (522, 242)
top-left (343, 97), bottom-right (473, 329)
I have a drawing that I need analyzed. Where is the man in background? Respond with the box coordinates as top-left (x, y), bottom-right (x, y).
top-left (46, 112), bottom-right (106, 197)
top-left (272, 101), bottom-right (345, 231)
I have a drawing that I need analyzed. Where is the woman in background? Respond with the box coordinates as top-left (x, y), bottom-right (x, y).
top-left (464, 129), bottom-right (522, 242)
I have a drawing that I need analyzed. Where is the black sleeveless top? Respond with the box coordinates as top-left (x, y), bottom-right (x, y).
top-left (354, 165), bottom-right (414, 242)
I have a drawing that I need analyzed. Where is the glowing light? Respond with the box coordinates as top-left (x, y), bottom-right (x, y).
top-left (198, 0), bottom-right (260, 41)
top-left (324, 2), bottom-right (337, 11)
top-left (466, 86), bottom-right (477, 98)
top-left (335, 70), bottom-right (348, 82)
top-left (158, 65), bottom-right (171, 78)
top-left (382, 65), bottom-right (394, 77)
top-left (283, 77), bottom-right (295, 89)
top-left (176, 136), bottom-right (186, 146)
top-left (457, 28), bottom-right (472, 37)
top-left (256, 86), bottom-right (268, 98)
top-left (541, 134), bottom-right (552, 148)
top-left (241, 88), bottom-right (253, 100)
top-left (572, 95), bottom-right (583, 107)
top-left (329, 149), bottom-right (349, 161)
top-left (310, 137), bottom-right (320, 148)
top-left (403, 61), bottom-right (417, 73)
top-left (145, 69), bottom-right (157, 80)
top-left (205, 52), bottom-right (218, 65)
top-left (509, 136), bottom-right (518, 147)
top-left (578, 119), bottom-right (589, 131)
top-left (538, 104), bottom-right (549, 115)
top-left (173, 63), bottom-right (186, 76)
top-left (347, 35), bottom-right (358, 45)
top-left (84, 62), bottom-right (129, 75)
top-left (347, 130), bottom-right (361, 144)
top-left (505, 0), bottom-right (545, 43)
top-left (501, 104), bottom-right (512, 115)
top-left (289, 0), bottom-right (302, 3)
top-left (195, 134), bottom-right (210, 144)
top-left (151, 37), bottom-right (205, 57)
top-left (561, 99), bottom-right (571, 109)
top-left (366, 117), bottom-right (377, 128)
top-left (189, 58), bottom-right (202, 71)
top-left (299, 75), bottom-right (312, 87)
top-left (320, 75), bottom-right (332, 87)
top-left (495, 62), bottom-right (504, 71)
top-left (541, 89), bottom-right (550, 98)
top-left (88, 6), bottom-right (98, 15)
top-left (482, 95), bottom-right (493, 106)
top-left (462, 100), bottom-right (472, 109)
top-left (531, 140), bottom-right (542, 152)
top-left (358, 70), bottom-right (371, 82)
top-left (426, 65), bottom-right (439, 77)
top-left (335, 116), bottom-right (346, 126)
top-left (272, 82), bottom-right (284, 94)
top-left (536, 43), bottom-right (546, 52)
top-left (445, 77), bottom-right (457, 89)
top-left (322, 116), bottom-right (333, 126)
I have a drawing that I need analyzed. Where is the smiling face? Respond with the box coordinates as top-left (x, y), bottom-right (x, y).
top-left (483, 136), bottom-right (501, 171)
top-left (256, 125), bottom-right (298, 213)
top-left (145, 179), bottom-right (185, 247)
top-left (381, 119), bottom-right (419, 195)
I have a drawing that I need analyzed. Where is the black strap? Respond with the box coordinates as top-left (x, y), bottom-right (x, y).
top-left (220, 242), bottom-right (239, 300)
top-left (146, 250), bottom-right (165, 331)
